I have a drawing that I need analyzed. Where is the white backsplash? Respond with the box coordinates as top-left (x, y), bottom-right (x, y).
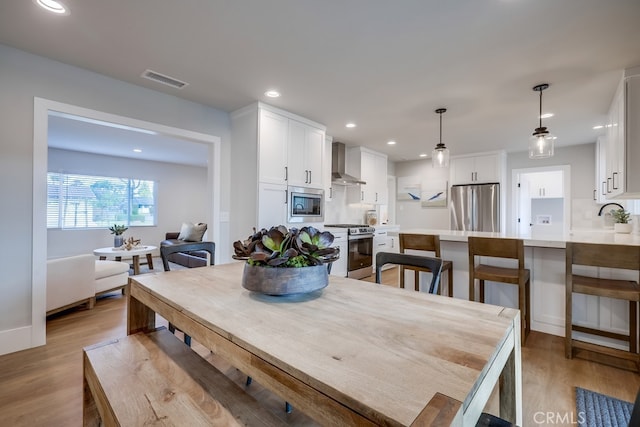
top-left (325, 185), bottom-right (376, 225)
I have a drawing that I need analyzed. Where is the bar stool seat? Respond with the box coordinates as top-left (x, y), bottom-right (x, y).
top-left (468, 237), bottom-right (530, 346)
top-left (399, 233), bottom-right (454, 297)
top-left (565, 242), bottom-right (640, 371)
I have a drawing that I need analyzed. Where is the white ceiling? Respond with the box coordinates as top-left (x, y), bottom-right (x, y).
top-left (47, 113), bottom-right (210, 167)
top-left (2, 0), bottom-right (640, 163)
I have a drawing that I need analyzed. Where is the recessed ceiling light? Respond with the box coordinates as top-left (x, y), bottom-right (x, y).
top-left (264, 90), bottom-right (281, 98)
top-left (133, 148), bottom-right (142, 153)
top-left (345, 123), bottom-right (356, 128)
top-left (419, 153), bottom-right (428, 158)
top-left (593, 125), bottom-right (604, 130)
top-left (33, 0), bottom-right (69, 15)
top-left (540, 113), bottom-right (554, 119)
top-left (387, 140), bottom-right (396, 145)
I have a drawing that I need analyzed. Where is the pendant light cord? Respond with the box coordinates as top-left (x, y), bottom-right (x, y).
top-left (439, 110), bottom-right (443, 144)
top-left (539, 88), bottom-right (543, 129)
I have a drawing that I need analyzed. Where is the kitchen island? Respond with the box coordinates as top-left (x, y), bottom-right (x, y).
top-left (394, 229), bottom-right (640, 349)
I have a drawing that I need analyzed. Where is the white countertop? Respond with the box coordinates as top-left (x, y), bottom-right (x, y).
top-left (395, 228), bottom-right (640, 248)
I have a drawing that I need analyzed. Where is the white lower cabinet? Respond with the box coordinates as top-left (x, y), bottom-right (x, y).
top-left (329, 232), bottom-right (348, 277)
top-left (257, 182), bottom-right (287, 230)
top-left (372, 227), bottom-right (399, 273)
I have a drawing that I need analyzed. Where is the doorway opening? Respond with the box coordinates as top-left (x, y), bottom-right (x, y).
top-left (511, 165), bottom-right (571, 237)
top-left (32, 98), bottom-right (221, 348)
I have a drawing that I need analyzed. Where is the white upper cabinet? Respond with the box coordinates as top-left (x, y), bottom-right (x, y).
top-left (253, 105), bottom-right (326, 190)
top-left (595, 136), bottom-right (609, 203)
top-left (528, 171), bottom-right (563, 199)
top-left (347, 147), bottom-right (388, 204)
top-left (258, 109), bottom-right (289, 185)
top-left (323, 135), bottom-right (333, 201)
top-left (287, 120), bottom-right (324, 189)
top-left (606, 69), bottom-right (640, 199)
top-left (230, 102), bottom-right (327, 238)
top-left (450, 152), bottom-right (504, 185)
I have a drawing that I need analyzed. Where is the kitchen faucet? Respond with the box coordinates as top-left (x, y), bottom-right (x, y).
top-left (597, 202), bottom-right (624, 216)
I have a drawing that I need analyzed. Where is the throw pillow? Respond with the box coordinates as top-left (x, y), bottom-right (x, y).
top-left (177, 222), bottom-right (207, 242)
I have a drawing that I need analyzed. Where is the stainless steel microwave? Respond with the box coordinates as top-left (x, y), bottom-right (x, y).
top-left (288, 187), bottom-right (324, 223)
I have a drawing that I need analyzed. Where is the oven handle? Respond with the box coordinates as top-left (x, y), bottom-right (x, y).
top-left (348, 234), bottom-right (374, 241)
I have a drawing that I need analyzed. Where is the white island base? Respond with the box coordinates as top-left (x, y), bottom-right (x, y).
top-left (397, 229), bottom-right (640, 351)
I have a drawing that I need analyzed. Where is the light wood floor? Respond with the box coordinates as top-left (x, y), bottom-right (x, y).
top-left (1, 267), bottom-right (638, 426)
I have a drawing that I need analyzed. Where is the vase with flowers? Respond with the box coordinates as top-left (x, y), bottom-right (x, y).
top-left (233, 225), bottom-right (339, 296)
top-left (611, 208), bottom-right (632, 234)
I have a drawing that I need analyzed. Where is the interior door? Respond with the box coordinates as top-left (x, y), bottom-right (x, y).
top-left (517, 175), bottom-right (532, 235)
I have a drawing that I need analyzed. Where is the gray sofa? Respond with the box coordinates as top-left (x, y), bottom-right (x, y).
top-left (160, 232), bottom-right (213, 268)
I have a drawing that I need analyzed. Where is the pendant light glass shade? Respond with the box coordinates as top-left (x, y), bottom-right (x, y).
top-left (432, 108), bottom-right (449, 168)
top-left (528, 84), bottom-right (554, 159)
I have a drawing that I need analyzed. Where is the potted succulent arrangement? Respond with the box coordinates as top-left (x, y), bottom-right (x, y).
top-left (233, 225), bottom-right (339, 296)
top-left (611, 208), bottom-right (632, 234)
top-left (109, 224), bottom-right (128, 247)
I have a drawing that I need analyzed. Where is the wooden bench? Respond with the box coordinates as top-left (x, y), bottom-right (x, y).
top-left (83, 328), bottom-right (286, 426)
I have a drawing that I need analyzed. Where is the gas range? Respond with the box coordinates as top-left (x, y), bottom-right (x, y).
top-left (324, 224), bottom-right (375, 236)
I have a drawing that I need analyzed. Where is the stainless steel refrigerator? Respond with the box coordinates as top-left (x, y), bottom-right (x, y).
top-left (450, 183), bottom-right (500, 232)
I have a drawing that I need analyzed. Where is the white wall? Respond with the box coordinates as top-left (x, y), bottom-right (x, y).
top-left (0, 43), bottom-right (231, 355)
top-left (394, 159), bottom-right (450, 229)
top-left (47, 148), bottom-right (208, 258)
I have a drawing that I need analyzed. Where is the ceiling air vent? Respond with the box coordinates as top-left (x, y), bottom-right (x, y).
top-left (141, 69), bottom-right (188, 89)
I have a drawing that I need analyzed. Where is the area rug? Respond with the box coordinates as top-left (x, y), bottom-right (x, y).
top-left (575, 387), bottom-right (633, 427)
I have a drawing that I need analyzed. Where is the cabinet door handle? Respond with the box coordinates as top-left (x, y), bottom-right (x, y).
top-left (612, 172), bottom-right (618, 190)
top-left (285, 189), bottom-right (288, 204)
top-left (309, 170), bottom-right (312, 184)
top-left (375, 192), bottom-right (378, 202)
top-left (329, 187), bottom-right (333, 199)
top-left (543, 188), bottom-right (545, 197)
top-left (284, 166), bottom-right (288, 181)
top-left (602, 181), bottom-right (606, 196)
top-left (607, 177), bottom-right (612, 193)
top-left (471, 172), bottom-right (474, 182)
top-left (593, 189), bottom-right (596, 201)
top-left (361, 191), bottom-right (364, 201)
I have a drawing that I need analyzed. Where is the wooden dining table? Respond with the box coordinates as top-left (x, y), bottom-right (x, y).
top-left (127, 262), bottom-right (522, 426)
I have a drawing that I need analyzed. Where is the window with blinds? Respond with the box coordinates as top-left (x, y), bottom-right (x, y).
top-left (47, 172), bottom-right (156, 229)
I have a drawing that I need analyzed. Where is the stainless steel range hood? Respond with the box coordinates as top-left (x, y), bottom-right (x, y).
top-left (331, 142), bottom-right (366, 185)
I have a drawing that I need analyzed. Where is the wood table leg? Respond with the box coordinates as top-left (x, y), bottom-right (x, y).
top-left (146, 253), bottom-right (154, 270)
top-left (127, 287), bottom-right (156, 335)
top-left (132, 255), bottom-right (140, 275)
top-left (499, 318), bottom-right (523, 426)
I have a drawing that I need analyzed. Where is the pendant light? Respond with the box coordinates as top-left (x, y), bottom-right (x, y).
top-left (529, 84), bottom-right (554, 159)
top-left (432, 108), bottom-right (450, 168)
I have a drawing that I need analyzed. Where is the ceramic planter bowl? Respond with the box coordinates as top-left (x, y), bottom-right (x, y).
top-left (241, 263), bottom-right (328, 296)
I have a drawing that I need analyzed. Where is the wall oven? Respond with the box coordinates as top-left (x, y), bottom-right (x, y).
top-left (288, 186), bottom-right (324, 223)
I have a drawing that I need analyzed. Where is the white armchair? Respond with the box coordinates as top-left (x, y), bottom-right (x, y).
top-left (46, 254), bottom-right (129, 316)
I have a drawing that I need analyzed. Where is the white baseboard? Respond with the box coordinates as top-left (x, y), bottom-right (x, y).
top-left (0, 325), bottom-right (44, 356)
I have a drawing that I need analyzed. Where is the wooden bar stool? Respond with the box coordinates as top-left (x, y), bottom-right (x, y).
top-left (468, 237), bottom-right (530, 345)
top-left (565, 242), bottom-right (640, 370)
top-left (399, 233), bottom-right (454, 296)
